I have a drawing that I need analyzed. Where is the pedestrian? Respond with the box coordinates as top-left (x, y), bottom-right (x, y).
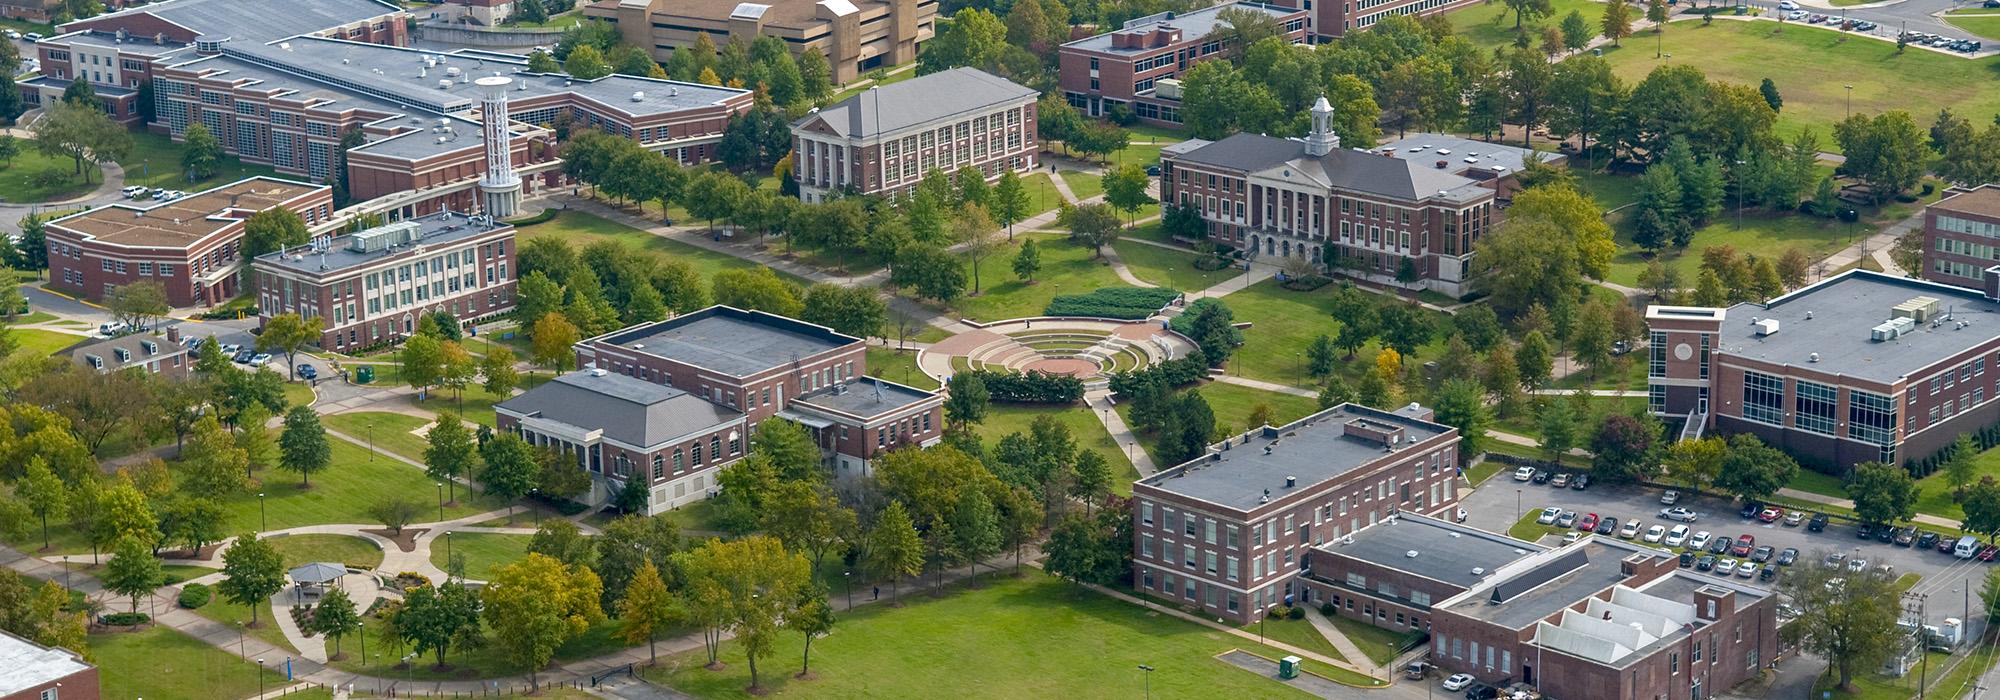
top-left (872, 586), bottom-right (880, 601)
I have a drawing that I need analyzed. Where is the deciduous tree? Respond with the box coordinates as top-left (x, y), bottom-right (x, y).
top-left (218, 534), bottom-right (283, 625)
top-left (483, 554), bottom-right (604, 690)
top-left (278, 406), bottom-right (330, 487)
top-left (1847, 460), bottom-right (1917, 527)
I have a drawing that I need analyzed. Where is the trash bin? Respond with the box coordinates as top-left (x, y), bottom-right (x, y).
top-left (355, 366), bottom-right (375, 384)
top-left (1279, 656), bottom-right (1302, 680)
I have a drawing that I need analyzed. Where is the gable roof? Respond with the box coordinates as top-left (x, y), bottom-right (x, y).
top-left (798, 67), bottom-right (1037, 139)
top-left (1168, 132), bottom-right (1489, 203)
top-left (495, 370), bottom-right (743, 448)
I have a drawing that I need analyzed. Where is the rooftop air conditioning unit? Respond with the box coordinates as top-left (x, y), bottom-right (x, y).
top-left (1755, 318), bottom-right (1781, 336)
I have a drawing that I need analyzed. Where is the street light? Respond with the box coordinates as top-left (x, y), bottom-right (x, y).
top-left (1845, 85), bottom-right (1855, 119)
top-left (529, 488), bottom-right (541, 526)
top-left (257, 493), bottom-right (267, 533)
top-left (445, 531), bottom-right (454, 568)
top-left (367, 417), bottom-right (375, 461)
top-left (844, 570), bottom-right (853, 610)
top-left (435, 483), bottom-right (445, 522)
top-left (1138, 664), bottom-right (1155, 700)
top-left (255, 658), bottom-right (265, 698)
top-left (1516, 489), bottom-right (1522, 519)
top-left (1734, 159), bottom-right (1746, 230)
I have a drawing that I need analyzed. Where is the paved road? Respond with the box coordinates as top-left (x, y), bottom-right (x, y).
top-left (1744, 0), bottom-right (1977, 44)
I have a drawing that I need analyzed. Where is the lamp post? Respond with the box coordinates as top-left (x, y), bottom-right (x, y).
top-left (60, 557), bottom-right (67, 591)
top-left (1138, 664), bottom-right (1155, 700)
top-left (257, 493), bottom-right (267, 533)
top-left (1516, 489), bottom-right (1522, 519)
top-left (255, 658), bottom-right (265, 698)
top-left (435, 483), bottom-right (445, 522)
top-left (445, 531), bottom-right (454, 568)
top-left (237, 622), bottom-right (245, 659)
top-left (1259, 611), bottom-right (1267, 645)
top-left (530, 488), bottom-right (541, 526)
top-left (844, 570), bottom-right (853, 610)
top-left (1845, 85), bottom-right (1855, 119)
top-left (1734, 159), bottom-right (1746, 230)
top-left (1295, 353), bottom-right (1302, 387)
top-left (367, 417), bottom-right (375, 461)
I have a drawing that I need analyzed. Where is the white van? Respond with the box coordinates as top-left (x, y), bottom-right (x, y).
top-left (1955, 535), bottom-right (1981, 559)
top-left (97, 320), bottom-right (127, 336)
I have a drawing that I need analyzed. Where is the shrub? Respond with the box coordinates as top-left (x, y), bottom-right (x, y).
top-left (1270, 605), bottom-right (1293, 620)
top-left (160, 572), bottom-right (184, 586)
top-left (100, 612), bottom-right (151, 626)
top-left (1288, 606), bottom-right (1306, 620)
top-left (1106, 351), bottom-right (1209, 396)
top-left (177, 583), bottom-right (212, 609)
top-left (504, 208), bottom-right (560, 226)
top-left (963, 369), bottom-right (1085, 404)
top-left (1320, 602), bottom-right (1337, 617)
top-left (1043, 287), bottom-right (1180, 319)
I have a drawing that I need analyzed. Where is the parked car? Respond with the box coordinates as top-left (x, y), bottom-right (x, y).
top-left (1570, 474), bottom-right (1591, 490)
top-left (1464, 683), bottom-right (1500, 700)
top-left (1739, 502), bottom-right (1761, 519)
top-left (1696, 554), bottom-right (1717, 571)
top-left (1443, 674), bottom-right (1476, 692)
top-left (1783, 511), bottom-right (1805, 527)
top-left (1982, 545), bottom-right (2000, 562)
top-left (1563, 531), bottom-right (1582, 544)
top-left (1738, 562), bottom-right (1759, 579)
top-left (1660, 507), bottom-right (1699, 523)
top-left (248, 353), bottom-right (272, 366)
top-left (121, 185), bottom-right (146, 198)
top-left (1578, 513), bottom-right (1600, 531)
top-left (1760, 566), bottom-right (1778, 583)
top-left (1823, 552), bottom-right (1846, 568)
top-left (1857, 523), bottom-right (1875, 540)
top-left (1808, 513), bottom-right (1830, 532)
top-left (1661, 491), bottom-right (1680, 506)
top-left (1847, 558), bottom-right (1869, 573)
top-left (1689, 531), bottom-right (1712, 550)
top-left (1947, 535), bottom-right (1969, 555)
top-left (232, 349), bottom-right (255, 364)
top-left (1730, 535), bottom-right (1755, 557)
top-left (1619, 520), bottom-right (1642, 539)
top-left (296, 364), bottom-right (318, 380)
top-left (1532, 470), bottom-right (1552, 484)
top-left (1679, 551), bottom-right (1695, 567)
top-left (1596, 517), bottom-right (1619, 536)
top-left (1917, 532), bottom-right (1941, 550)
top-left (2, 30), bottom-right (18, 40)
top-left (1644, 525), bottom-right (1666, 543)
top-left (1707, 536), bottom-right (1732, 555)
top-left (1778, 0), bottom-right (1798, 9)
top-left (1716, 559), bottom-right (1738, 575)
top-left (1556, 511), bottom-right (1578, 528)
top-left (1894, 528), bottom-right (1916, 546)
top-left (1666, 525), bottom-right (1690, 547)
top-left (1776, 548), bottom-right (1799, 566)
top-left (1537, 507), bottom-right (1562, 525)
top-left (1876, 525), bottom-right (1896, 543)
top-left (1757, 507), bottom-right (1783, 523)
top-left (24, 32), bottom-right (40, 41)
top-left (1751, 545), bottom-right (1774, 563)
top-left (219, 343), bottom-right (241, 355)
top-left (1550, 473), bottom-right (1571, 488)
top-left (1513, 467), bottom-right (1535, 482)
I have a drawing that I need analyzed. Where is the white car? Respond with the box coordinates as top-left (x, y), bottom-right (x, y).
top-left (1778, 0), bottom-right (1799, 8)
top-left (1660, 490), bottom-right (1680, 505)
top-left (1715, 558), bottom-right (1738, 575)
top-left (1737, 562), bottom-right (1759, 579)
top-left (121, 185), bottom-right (145, 199)
top-left (1563, 531), bottom-right (1582, 544)
top-left (248, 353), bottom-right (272, 366)
top-left (1619, 520), bottom-right (1642, 539)
top-left (1786, 9), bottom-right (1808, 20)
top-left (1688, 531), bottom-right (1712, 550)
top-left (3, 30), bottom-right (18, 40)
top-left (1665, 524), bottom-right (1690, 547)
top-left (1442, 674), bottom-right (1476, 691)
top-left (1536, 507), bottom-right (1562, 525)
top-left (1513, 466), bottom-right (1535, 482)
top-left (1643, 525), bottom-right (1666, 543)
top-left (1658, 507), bottom-right (1699, 523)
top-left (1847, 558), bottom-right (1869, 573)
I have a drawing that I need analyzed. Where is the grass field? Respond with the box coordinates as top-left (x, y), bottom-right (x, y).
top-left (1445, 0), bottom-right (1608, 53)
top-left (1324, 613), bottom-right (1412, 667)
top-left (322, 412), bottom-right (433, 464)
top-left (1060, 170), bottom-right (1105, 202)
top-left (1017, 172), bottom-right (1066, 218)
top-left (118, 131), bottom-right (284, 192)
top-left (265, 533), bottom-right (385, 570)
top-left (866, 346), bottom-right (937, 390)
top-left (949, 234), bottom-right (1132, 322)
top-left (1239, 615), bottom-right (1343, 661)
top-left (93, 626), bottom-right (290, 700)
top-left (1111, 238), bottom-right (1238, 291)
top-left (1222, 279), bottom-right (1449, 388)
top-left (326, 612), bottom-right (624, 680)
top-left (10, 327), bottom-right (83, 356)
top-left (644, 570), bottom-right (1357, 698)
top-left (0, 149), bottom-right (100, 203)
top-left (1195, 381), bottom-right (1323, 434)
top-left (1945, 14), bottom-right (2000, 41)
top-left (189, 591), bottom-right (297, 656)
top-left (223, 438), bottom-right (506, 535)
top-left (1604, 209), bottom-right (1873, 287)
top-left (514, 210), bottom-right (806, 287)
top-left (830, 65), bottom-right (919, 103)
top-left (977, 403), bottom-right (1139, 496)
top-left (430, 532), bottom-right (530, 580)
top-left (1598, 20), bottom-right (2000, 150)
top-left (1817, 643), bottom-right (2000, 700)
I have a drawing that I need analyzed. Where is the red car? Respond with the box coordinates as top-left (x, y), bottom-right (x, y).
top-left (1757, 507), bottom-right (1784, 523)
top-left (1578, 513), bottom-right (1600, 531)
top-left (1730, 535), bottom-right (1756, 556)
top-left (1980, 545), bottom-right (1999, 562)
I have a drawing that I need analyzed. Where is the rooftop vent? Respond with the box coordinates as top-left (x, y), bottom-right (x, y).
top-left (438, 79), bottom-right (452, 90)
top-left (1754, 318), bottom-right (1780, 337)
top-left (588, 368), bottom-right (608, 377)
top-left (1809, 352), bottom-right (1821, 363)
top-left (631, 91), bottom-right (645, 102)
top-left (1406, 550), bottom-right (1420, 558)
top-left (1893, 296), bottom-right (1941, 323)
top-left (1284, 475), bottom-right (1297, 488)
top-left (1871, 317), bottom-right (1917, 342)
top-left (1471, 567), bottom-right (1486, 576)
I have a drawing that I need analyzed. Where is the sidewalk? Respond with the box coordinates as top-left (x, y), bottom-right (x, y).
top-left (1303, 606), bottom-right (1383, 676)
top-left (1776, 487), bottom-right (1963, 530)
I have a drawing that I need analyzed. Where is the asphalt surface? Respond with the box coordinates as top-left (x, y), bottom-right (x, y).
top-left (1740, 0), bottom-right (1987, 46)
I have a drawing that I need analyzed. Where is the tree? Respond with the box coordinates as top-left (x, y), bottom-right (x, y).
top-left (1645, 0), bottom-right (1668, 27)
top-left (992, 170), bottom-right (1030, 239)
top-left (1665, 436), bottom-right (1727, 489)
top-left (218, 534), bottom-right (284, 625)
top-left (1709, 434), bottom-right (1800, 504)
top-left (1536, 397), bottom-right (1578, 462)
top-left (179, 123), bottom-right (223, 181)
top-left (179, 414), bottom-right (248, 497)
top-left (1431, 379), bottom-right (1488, 461)
top-left (483, 554), bottom-right (604, 690)
top-left (944, 372), bottom-right (989, 430)
top-left (1570, 300), bottom-right (1615, 380)
top-left (676, 536), bottom-right (811, 693)
top-left (1590, 414), bottom-right (1660, 482)
top-left (800, 284), bottom-right (884, 339)
top-left (762, 482), bottom-right (856, 574)
top-left (278, 406), bottom-right (330, 488)
top-left (1102, 164), bottom-right (1152, 224)
top-left (425, 414), bottom-right (477, 505)
top-left (791, 584), bottom-right (835, 679)
top-left (1600, 0), bottom-right (1633, 47)
top-left (400, 580), bottom-right (482, 668)
top-left (1062, 203), bottom-right (1121, 258)
top-left (478, 432), bottom-right (540, 501)
top-left (105, 281), bottom-right (168, 333)
top-left (918, 8), bottom-right (1006, 74)
top-left (1306, 334), bottom-right (1337, 378)
top-left (1559, 10), bottom-right (1592, 51)
top-left (241, 208), bottom-right (308, 260)
top-left (1847, 461), bottom-right (1917, 527)
top-left (712, 267), bottom-right (802, 316)
top-left (16, 460), bottom-right (65, 551)
top-left (1011, 238), bottom-right (1041, 283)
top-left (32, 100), bottom-right (128, 181)
top-left (1834, 111), bottom-right (1931, 202)
top-left (102, 536), bottom-right (159, 613)
top-left (93, 477), bottom-right (156, 553)
top-left (1781, 556), bottom-right (1905, 691)
top-left (480, 345), bottom-right (520, 398)
top-left (863, 501), bottom-right (924, 604)
top-left (1505, 0), bottom-right (1553, 29)
top-left (257, 313), bottom-right (321, 382)
top-left (1474, 185), bottom-right (1615, 316)
top-left (368, 497), bottom-right (422, 536)
top-left (312, 587), bottom-right (362, 659)
top-left (1963, 480), bottom-right (2000, 542)
top-left (529, 519), bottom-right (597, 570)
top-left (1945, 433), bottom-right (1983, 501)
top-left (1759, 78), bottom-right (1783, 112)
top-left (1044, 506), bottom-right (1131, 586)
top-left (595, 514), bottom-right (680, 609)
top-left (530, 313), bottom-right (580, 372)
top-left (617, 561), bottom-right (677, 666)
top-left (563, 44), bottom-right (612, 79)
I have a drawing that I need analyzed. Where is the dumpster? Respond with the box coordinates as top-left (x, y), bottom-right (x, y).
top-left (355, 365), bottom-right (375, 384)
top-left (1278, 655), bottom-right (1302, 680)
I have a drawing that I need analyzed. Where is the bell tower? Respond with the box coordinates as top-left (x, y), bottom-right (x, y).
top-left (476, 75), bottom-right (522, 218)
top-left (1304, 94), bottom-right (1339, 157)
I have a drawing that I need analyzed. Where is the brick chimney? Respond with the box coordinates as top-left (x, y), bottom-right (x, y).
top-left (1694, 586), bottom-right (1733, 622)
top-left (165, 325), bottom-right (181, 344)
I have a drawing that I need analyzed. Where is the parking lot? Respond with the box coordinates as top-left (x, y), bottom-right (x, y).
top-left (1742, 0), bottom-right (1989, 53)
top-left (1458, 471), bottom-right (1996, 630)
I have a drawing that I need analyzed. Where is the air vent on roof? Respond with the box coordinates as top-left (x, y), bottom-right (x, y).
top-left (589, 368), bottom-right (607, 377)
top-left (438, 79), bottom-right (452, 90)
top-left (1809, 352), bottom-right (1820, 363)
top-left (1284, 475), bottom-right (1296, 488)
top-left (1755, 318), bottom-right (1780, 337)
top-left (1406, 550), bottom-right (1420, 558)
top-left (1471, 567), bottom-right (1486, 576)
top-left (631, 91), bottom-right (645, 102)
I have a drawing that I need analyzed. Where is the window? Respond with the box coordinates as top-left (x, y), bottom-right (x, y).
top-left (1185, 516), bottom-right (1198, 538)
top-left (1849, 390), bottom-right (1898, 445)
top-left (1182, 544), bottom-right (1195, 568)
top-left (1743, 371), bottom-right (1785, 426)
top-left (1795, 380), bottom-right (1837, 435)
top-left (1142, 502), bottom-right (1154, 525)
top-left (1650, 331), bottom-right (1667, 377)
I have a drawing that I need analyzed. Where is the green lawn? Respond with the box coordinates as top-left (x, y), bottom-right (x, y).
top-left (265, 533), bottom-right (384, 570)
top-left (1112, 237), bottom-right (1238, 292)
top-left (1787, 468), bottom-right (1849, 499)
top-left (514, 210), bottom-right (806, 286)
top-left (1605, 209), bottom-right (1872, 287)
top-left (949, 233), bottom-right (1133, 323)
top-left (1911, 442), bottom-right (2000, 521)
top-left (326, 611), bottom-right (624, 680)
top-left (92, 626), bottom-right (290, 700)
top-left (1598, 20), bottom-right (2000, 151)
top-left (1574, 169), bottom-right (1643, 211)
top-left (224, 438), bottom-right (506, 535)
top-left (977, 403), bottom-right (1139, 496)
top-left (1324, 613), bottom-right (1412, 667)
top-left (0, 149), bottom-right (100, 203)
top-left (282, 381), bottom-right (316, 409)
top-left (866, 346), bottom-right (937, 390)
top-left (1445, 0), bottom-right (1607, 53)
top-left (645, 570), bottom-right (1365, 698)
top-left (1817, 644), bottom-right (2000, 700)
top-left (1550, 355), bottom-right (1647, 391)
top-left (11, 327), bottom-right (84, 356)
top-left (1240, 615), bottom-right (1343, 662)
top-left (1017, 172), bottom-right (1066, 218)
top-left (1945, 15), bottom-right (2000, 41)
top-left (1222, 278), bottom-right (1450, 388)
top-left (1107, 135), bottom-right (1182, 168)
top-left (160, 564), bottom-right (219, 584)
top-left (188, 590), bottom-right (297, 656)
top-left (119, 130), bottom-right (285, 192)
top-left (1195, 381), bottom-right (1323, 434)
top-left (662, 499), bottom-right (732, 535)
top-left (429, 532), bottom-right (530, 580)
top-left (1060, 170), bottom-right (1105, 202)
top-left (829, 65), bottom-right (920, 103)
top-left (322, 412), bottom-right (433, 464)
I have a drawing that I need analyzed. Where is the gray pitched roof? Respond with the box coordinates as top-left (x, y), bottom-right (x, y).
top-left (68, 0), bottom-right (401, 44)
top-left (68, 329), bottom-right (189, 372)
top-left (799, 67), bottom-right (1037, 139)
top-left (595, 306), bottom-right (859, 377)
top-left (495, 370), bottom-right (743, 448)
top-left (1168, 133), bottom-right (1488, 203)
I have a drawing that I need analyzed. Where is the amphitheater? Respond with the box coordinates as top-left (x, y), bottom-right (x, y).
top-left (917, 317), bottom-right (1199, 387)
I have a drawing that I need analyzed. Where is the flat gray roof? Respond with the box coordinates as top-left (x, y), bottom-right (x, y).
top-left (794, 376), bottom-right (936, 418)
top-left (595, 306), bottom-right (860, 377)
top-left (65, 0), bottom-right (400, 44)
top-left (798, 67), bottom-right (1036, 139)
top-left (495, 369), bottom-right (743, 447)
top-left (1716, 270), bottom-right (2000, 384)
top-left (1374, 134), bottom-right (1562, 177)
top-left (1445, 539), bottom-right (1659, 630)
top-left (1062, 2), bottom-right (1298, 54)
top-left (254, 210), bottom-right (508, 276)
top-left (1137, 403), bottom-right (1452, 511)
top-left (1316, 513), bottom-right (1542, 589)
top-left (52, 30), bottom-right (187, 56)
top-left (0, 631), bottom-right (88, 695)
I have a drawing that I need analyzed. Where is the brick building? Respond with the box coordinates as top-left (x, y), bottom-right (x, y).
top-left (1158, 101), bottom-right (1518, 299)
top-left (574, 306), bottom-right (943, 476)
top-left (66, 325), bottom-right (194, 379)
top-left (1648, 269), bottom-right (2000, 474)
top-left (0, 630), bottom-right (98, 700)
top-left (1920, 184), bottom-right (2000, 289)
top-left (496, 369), bottom-right (750, 514)
top-left (23, 0), bottom-right (408, 123)
top-left (1428, 537), bottom-right (1778, 700)
top-left (585, 0), bottom-right (937, 84)
top-left (789, 67), bottom-right (1038, 203)
top-left (1297, 512), bottom-right (1541, 635)
top-left (249, 211), bottom-right (516, 351)
top-left (1302, 0), bottom-right (1484, 39)
top-left (1128, 402), bottom-right (1461, 625)
top-left (45, 177), bottom-right (332, 307)
top-left (1057, 3), bottom-right (1307, 125)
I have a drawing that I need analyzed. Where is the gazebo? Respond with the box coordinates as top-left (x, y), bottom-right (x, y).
top-left (288, 562), bottom-right (346, 600)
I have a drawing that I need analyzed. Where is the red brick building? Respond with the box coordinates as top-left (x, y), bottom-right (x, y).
top-left (575, 306), bottom-right (943, 477)
top-left (45, 177), bottom-right (332, 307)
top-left (1129, 402), bottom-right (1462, 624)
top-left (1057, 2), bottom-right (1306, 126)
top-left (0, 630), bottom-right (98, 700)
top-left (66, 324), bottom-right (194, 379)
top-left (790, 67), bottom-right (1038, 203)
top-left (1920, 184), bottom-right (2000, 289)
top-left (250, 211), bottom-right (516, 351)
top-left (1298, 512), bottom-right (1541, 635)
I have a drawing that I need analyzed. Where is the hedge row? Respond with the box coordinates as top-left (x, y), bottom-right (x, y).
top-left (1043, 287), bottom-right (1179, 320)
top-left (1907, 422), bottom-right (2000, 479)
top-left (1105, 351), bottom-right (1209, 396)
top-left (963, 369), bottom-right (1085, 404)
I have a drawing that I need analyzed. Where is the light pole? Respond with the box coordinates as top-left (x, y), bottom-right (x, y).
top-left (1844, 85), bottom-right (1854, 119)
top-left (1516, 489), bottom-right (1522, 518)
top-left (367, 417), bottom-right (375, 461)
top-left (530, 488), bottom-right (541, 526)
top-left (445, 531), bottom-right (453, 568)
top-left (257, 493), bottom-right (267, 533)
top-left (255, 658), bottom-right (265, 698)
top-left (1734, 159), bottom-right (1746, 230)
top-left (1138, 664), bottom-right (1155, 699)
top-left (435, 483), bottom-right (445, 522)
top-left (237, 622), bottom-right (246, 659)
top-left (1295, 353), bottom-right (1302, 387)
top-left (61, 557), bottom-right (67, 591)
top-left (844, 570), bottom-right (853, 610)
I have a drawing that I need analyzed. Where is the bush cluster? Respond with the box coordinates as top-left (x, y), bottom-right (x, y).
top-left (177, 583), bottom-right (212, 609)
top-left (100, 612), bottom-right (150, 626)
top-left (1105, 351), bottom-right (1209, 396)
top-left (1043, 287), bottom-right (1179, 320)
top-left (962, 369), bottom-right (1084, 404)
